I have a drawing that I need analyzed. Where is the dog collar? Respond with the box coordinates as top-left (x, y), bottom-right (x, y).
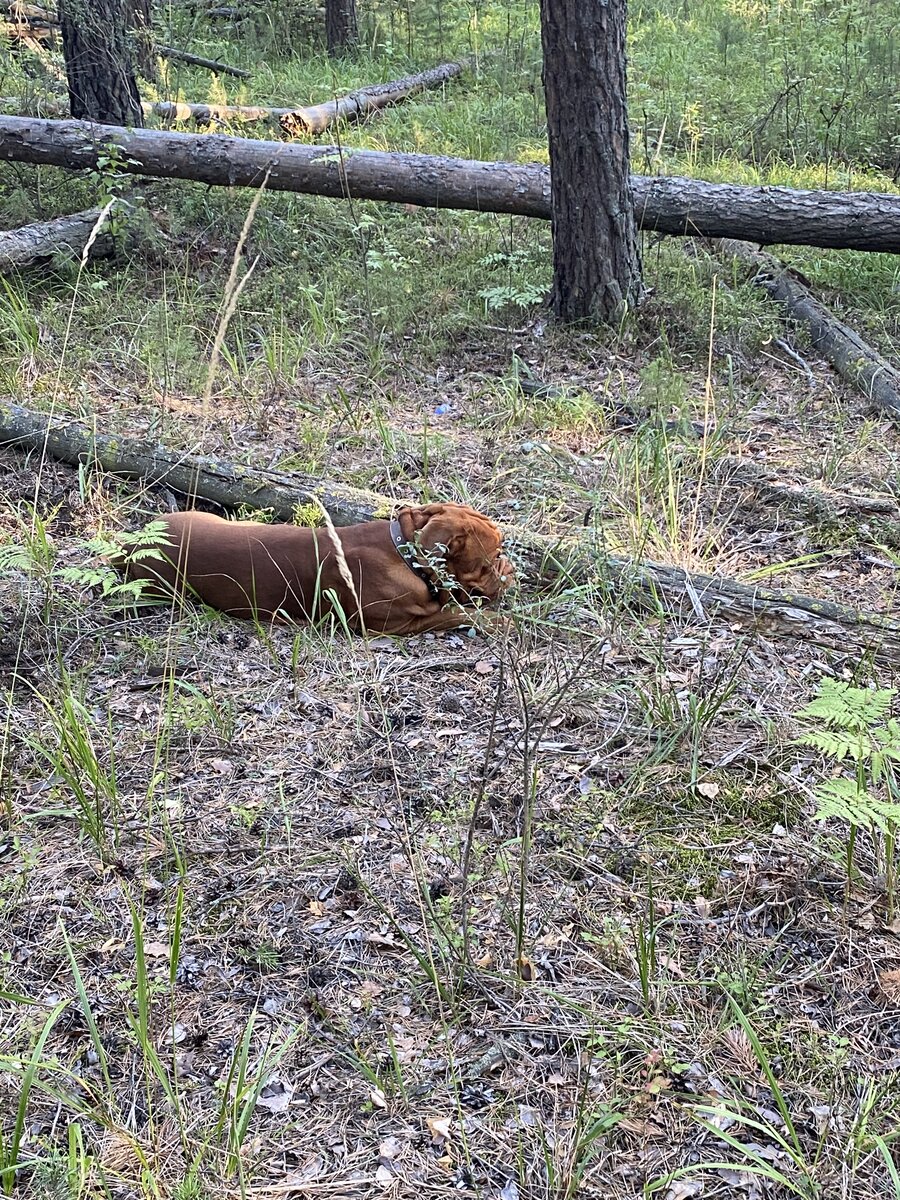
top-left (390, 516), bottom-right (442, 602)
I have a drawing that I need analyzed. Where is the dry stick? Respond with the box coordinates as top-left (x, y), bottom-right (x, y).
top-left (3, 400), bottom-right (900, 659)
top-left (201, 167), bottom-right (271, 413)
top-left (157, 45), bottom-right (249, 78)
top-left (2, 116), bottom-right (900, 252)
top-left (460, 657), bottom-right (506, 966)
top-left (713, 238), bottom-right (900, 417)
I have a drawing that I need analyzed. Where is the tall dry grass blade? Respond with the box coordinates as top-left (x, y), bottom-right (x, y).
top-left (200, 168), bottom-right (271, 417)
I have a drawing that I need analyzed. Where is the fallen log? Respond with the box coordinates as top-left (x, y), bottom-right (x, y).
top-left (714, 239), bottom-right (900, 416)
top-left (0, 2), bottom-right (55, 18)
top-left (281, 62), bottom-right (468, 136)
top-left (158, 46), bottom-right (250, 78)
top-left (0, 207), bottom-right (115, 273)
top-left (0, 117), bottom-right (899, 253)
top-left (145, 61), bottom-right (468, 136)
top-left (143, 99), bottom-right (283, 128)
top-left (2, 399), bottom-right (900, 659)
top-left (0, 0), bottom-right (55, 36)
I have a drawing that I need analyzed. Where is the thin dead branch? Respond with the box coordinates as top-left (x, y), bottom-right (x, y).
top-left (158, 45), bottom-right (250, 78)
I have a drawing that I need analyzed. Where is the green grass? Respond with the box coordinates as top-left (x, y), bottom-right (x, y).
top-left (2, 2), bottom-right (900, 1198)
top-left (1, 0), bottom-right (897, 413)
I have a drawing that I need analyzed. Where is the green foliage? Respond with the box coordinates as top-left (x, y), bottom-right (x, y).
top-left (0, 1000), bottom-right (69, 1196)
top-left (796, 679), bottom-right (894, 733)
top-left (0, 278), bottom-right (40, 357)
top-left (795, 678), bottom-right (900, 907)
top-left (631, 0), bottom-right (899, 167)
top-left (813, 778), bottom-right (900, 834)
top-left (0, 512), bottom-right (172, 608)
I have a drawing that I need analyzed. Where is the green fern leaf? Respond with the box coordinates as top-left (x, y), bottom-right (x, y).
top-left (813, 779), bottom-right (900, 831)
top-left (0, 544), bottom-right (35, 572)
top-left (796, 728), bottom-right (872, 761)
top-left (796, 679), bottom-right (894, 732)
top-left (875, 720), bottom-right (900, 761)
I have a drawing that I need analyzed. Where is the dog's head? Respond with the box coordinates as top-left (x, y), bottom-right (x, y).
top-left (398, 502), bottom-right (514, 603)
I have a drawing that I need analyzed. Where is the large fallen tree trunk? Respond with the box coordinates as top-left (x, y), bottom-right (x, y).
top-left (146, 61), bottom-right (469, 136)
top-left (714, 239), bottom-right (900, 415)
top-left (0, 206), bottom-right (115, 272)
top-left (0, 116), bottom-right (898, 252)
top-left (2, 399), bottom-right (900, 659)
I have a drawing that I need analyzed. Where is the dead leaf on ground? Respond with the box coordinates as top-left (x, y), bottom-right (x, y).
top-left (375, 1163), bottom-right (394, 1187)
top-left (876, 967), bottom-right (900, 1005)
top-left (378, 1136), bottom-right (403, 1161)
top-left (517, 954), bottom-right (536, 981)
top-left (256, 1078), bottom-right (294, 1113)
top-left (426, 1115), bottom-right (452, 1143)
top-left (665, 1182), bottom-right (705, 1200)
top-left (206, 757), bottom-right (234, 775)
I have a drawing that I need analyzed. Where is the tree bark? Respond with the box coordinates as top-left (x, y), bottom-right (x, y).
top-left (58, 0), bottom-right (145, 126)
top-left (0, 207), bottom-right (114, 272)
top-left (540, 0), bottom-right (642, 323)
top-left (715, 238), bottom-right (900, 417)
top-left (325, 0), bottom-right (357, 56)
top-left (2, 398), bottom-right (900, 661)
top-left (131, 0), bottom-right (155, 81)
top-left (1, 116), bottom-right (898, 253)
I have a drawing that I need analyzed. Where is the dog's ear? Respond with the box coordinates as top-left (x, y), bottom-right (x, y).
top-left (399, 505), bottom-right (431, 534)
top-left (399, 504), bottom-right (464, 552)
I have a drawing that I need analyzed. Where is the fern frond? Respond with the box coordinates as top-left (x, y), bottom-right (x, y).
top-left (796, 679), bottom-right (894, 732)
top-left (0, 545), bottom-right (34, 572)
top-left (796, 728), bottom-right (872, 762)
top-left (813, 779), bottom-right (900, 832)
top-left (876, 720), bottom-right (900, 761)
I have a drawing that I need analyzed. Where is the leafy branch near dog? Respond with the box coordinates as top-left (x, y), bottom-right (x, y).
top-left (0, 506), bottom-right (171, 615)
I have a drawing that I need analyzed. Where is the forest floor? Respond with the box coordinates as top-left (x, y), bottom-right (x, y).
top-left (4, 308), bottom-right (900, 1200)
top-left (3, 2), bottom-right (900, 1198)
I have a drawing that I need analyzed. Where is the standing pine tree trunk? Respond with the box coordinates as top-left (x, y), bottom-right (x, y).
top-left (59, 0), bottom-right (150, 126)
top-left (131, 0), bottom-right (157, 82)
top-left (325, 0), bottom-right (358, 56)
top-left (539, 0), bottom-right (642, 324)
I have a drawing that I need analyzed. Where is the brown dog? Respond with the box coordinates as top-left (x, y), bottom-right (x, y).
top-left (120, 502), bottom-right (514, 636)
